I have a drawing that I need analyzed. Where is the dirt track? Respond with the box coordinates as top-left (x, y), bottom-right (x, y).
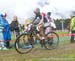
top-left (0, 43), bottom-right (75, 61)
top-left (0, 43), bottom-right (75, 56)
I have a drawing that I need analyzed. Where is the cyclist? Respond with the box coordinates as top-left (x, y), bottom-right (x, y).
top-left (33, 8), bottom-right (46, 37)
top-left (27, 8), bottom-right (56, 47)
top-left (32, 8), bottom-right (53, 47)
top-left (45, 12), bottom-right (56, 45)
top-left (45, 12), bottom-right (56, 34)
top-left (25, 8), bottom-right (45, 47)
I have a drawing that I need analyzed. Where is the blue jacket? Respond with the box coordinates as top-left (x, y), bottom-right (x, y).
top-left (0, 15), bottom-right (11, 41)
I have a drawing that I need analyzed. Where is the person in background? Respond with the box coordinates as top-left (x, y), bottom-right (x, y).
top-left (10, 16), bottom-right (20, 38)
top-left (19, 24), bottom-right (25, 34)
top-left (1, 12), bottom-right (11, 49)
top-left (22, 25), bottom-right (25, 31)
top-left (10, 16), bottom-right (20, 47)
top-left (70, 15), bottom-right (75, 43)
top-left (18, 24), bottom-right (22, 34)
top-left (0, 14), bottom-right (5, 50)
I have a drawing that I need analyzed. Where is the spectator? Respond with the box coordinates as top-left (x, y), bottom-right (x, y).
top-left (22, 25), bottom-right (25, 31)
top-left (10, 16), bottom-right (20, 38)
top-left (19, 24), bottom-right (24, 34)
top-left (0, 15), bottom-right (5, 50)
top-left (0, 12), bottom-right (11, 49)
top-left (70, 15), bottom-right (75, 43)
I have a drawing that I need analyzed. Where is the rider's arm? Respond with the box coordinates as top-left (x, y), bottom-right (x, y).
top-left (33, 15), bottom-right (37, 23)
top-left (33, 14), bottom-right (42, 23)
top-left (38, 14), bottom-right (43, 25)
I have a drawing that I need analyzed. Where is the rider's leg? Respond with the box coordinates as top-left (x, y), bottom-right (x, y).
top-left (38, 24), bottom-right (46, 47)
top-left (39, 25), bottom-right (45, 40)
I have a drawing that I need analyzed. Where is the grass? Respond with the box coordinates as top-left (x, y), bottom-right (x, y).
top-left (0, 30), bottom-right (75, 61)
top-left (0, 48), bottom-right (75, 61)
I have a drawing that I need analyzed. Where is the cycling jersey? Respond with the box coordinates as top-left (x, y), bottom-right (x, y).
top-left (33, 12), bottom-right (42, 25)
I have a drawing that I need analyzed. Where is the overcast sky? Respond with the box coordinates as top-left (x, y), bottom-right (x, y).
top-left (0, 0), bottom-right (75, 24)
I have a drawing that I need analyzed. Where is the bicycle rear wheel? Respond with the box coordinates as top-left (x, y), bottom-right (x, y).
top-left (45, 32), bottom-right (59, 50)
top-left (15, 33), bottom-right (33, 54)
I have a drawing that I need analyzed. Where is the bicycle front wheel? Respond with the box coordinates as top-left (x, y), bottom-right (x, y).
top-left (45, 32), bottom-right (59, 50)
top-left (15, 33), bottom-right (33, 54)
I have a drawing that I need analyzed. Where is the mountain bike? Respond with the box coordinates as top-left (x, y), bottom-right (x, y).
top-left (15, 23), bottom-right (59, 54)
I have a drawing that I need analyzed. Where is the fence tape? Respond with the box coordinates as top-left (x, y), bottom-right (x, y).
top-left (0, 33), bottom-right (75, 42)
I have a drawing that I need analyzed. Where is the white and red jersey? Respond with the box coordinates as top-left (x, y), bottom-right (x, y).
top-left (41, 12), bottom-right (54, 23)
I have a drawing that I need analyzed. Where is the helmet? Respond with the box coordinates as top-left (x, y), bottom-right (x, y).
top-left (34, 8), bottom-right (40, 14)
top-left (47, 12), bottom-right (51, 16)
